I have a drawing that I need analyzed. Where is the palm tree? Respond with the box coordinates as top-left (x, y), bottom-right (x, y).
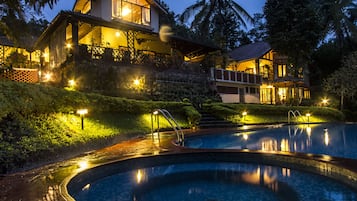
top-left (179, 0), bottom-right (253, 49)
top-left (0, 0), bottom-right (58, 44)
top-left (317, 0), bottom-right (357, 50)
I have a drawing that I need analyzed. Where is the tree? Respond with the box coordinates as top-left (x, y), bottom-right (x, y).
top-left (317, 0), bottom-right (357, 51)
top-left (247, 13), bottom-right (268, 43)
top-left (179, 0), bottom-right (253, 50)
top-left (323, 51), bottom-right (357, 110)
top-left (0, 0), bottom-right (57, 44)
top-left (264, 0), bottom-right (323, 67)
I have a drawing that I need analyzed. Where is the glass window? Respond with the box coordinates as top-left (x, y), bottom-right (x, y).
top-left (277, 64), bottom-right (286, 77)
top-left (112, 0), bottom-right (150, 25)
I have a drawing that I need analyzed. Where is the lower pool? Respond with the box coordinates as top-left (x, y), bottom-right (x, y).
top-left (67, 152), bottom-right (357, 201)
top-left (184, 123), bottom-right (357, 159)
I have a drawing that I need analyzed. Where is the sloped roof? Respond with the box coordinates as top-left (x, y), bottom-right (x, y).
top-left (229, 42), bottom-right (271, 62)
top-left (0, 36), bottom-right (14, 46)
top-left (35, 11), bottom-right (219, 56)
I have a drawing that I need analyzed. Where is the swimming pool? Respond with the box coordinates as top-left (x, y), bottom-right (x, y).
top-left (67, 153), bottom-right (357, 201)
top-left (184, 123), bottom-right (357, 159)
top-left (65, 124), bottom-right (357, 201)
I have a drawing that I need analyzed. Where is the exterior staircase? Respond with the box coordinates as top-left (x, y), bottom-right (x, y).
top-left (198, 111), bottom-right (241, 129)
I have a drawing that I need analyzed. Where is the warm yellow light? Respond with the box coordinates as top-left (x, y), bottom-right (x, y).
top-left (115, 31), bottom-right (120, 37)
top-left (242, 111), bottom-right (247, 116)
top-left (66, 43), bottom-right (72, 49)
top-left (322, 98), bottom-right (329, 106)
top-left (133, 79), bottom-right (140, 86)
top-left (306, 113), bottom-right (311, 117)
top-left (68, 79), bottom-right (76, 87)
top-left (136, 169), bottom-right (144, 184)
top-left (243, 134), bottom-right (248, 140)
top-left (267, 85), bottom-right (273, 88)
top-left (153, 110), bottom-right (159, 115)
top-left (44, 72), bottom-right (51, 81)
top-left (78, 160), bottom-right (89, 170)
top-left (306, 126), bottom-right (312, 136)
top-left (324, 129), bottom-right (329, 146)
top-left (77, 109), bottom-right (88, 116)
top-left (122, 7), bottom-right (131, 17)
top-left (42, 53), bottom-right (48, 58)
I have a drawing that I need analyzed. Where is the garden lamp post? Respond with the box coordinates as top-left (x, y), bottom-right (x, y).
top-left (306, 113), bottom-right (311, 124)
top-left (77, 109), bottom-right (88, 130)
top-left (242, 111), bottom-right (247, 121)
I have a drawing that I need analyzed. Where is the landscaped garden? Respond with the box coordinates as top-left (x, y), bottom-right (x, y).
top-left (0, 80), bottom-right (344, 174)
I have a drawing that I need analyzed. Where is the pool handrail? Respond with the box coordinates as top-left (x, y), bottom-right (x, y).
top-left (151, 109), bottom-right (184, 145)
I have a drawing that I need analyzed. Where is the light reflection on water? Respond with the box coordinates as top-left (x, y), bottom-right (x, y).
top-left (185, 123), bottom-right (357, 159)
top-left (73, 162), bottom-right (357, 201)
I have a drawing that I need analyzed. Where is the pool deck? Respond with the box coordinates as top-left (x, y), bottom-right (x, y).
top-left (2, 127), bottom-right (357, 201)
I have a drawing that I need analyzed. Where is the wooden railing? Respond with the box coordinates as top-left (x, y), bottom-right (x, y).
top-left (77, 44), bottom-right (172, 68)
top-left (212, 68), bottom-right (262, 85)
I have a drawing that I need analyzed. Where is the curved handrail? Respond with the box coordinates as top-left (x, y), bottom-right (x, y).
top-left (151, 109), bottom-right (184, 145)
top-left (288, 110), bottom-right (306, 124)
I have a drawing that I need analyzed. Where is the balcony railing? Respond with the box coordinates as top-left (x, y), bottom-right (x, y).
top-left (77, 44), bottom-right (172, 68)
top-left (0, 67), bottom-right (39, 83)
top-left (212, 68), bottom-right (262, 85)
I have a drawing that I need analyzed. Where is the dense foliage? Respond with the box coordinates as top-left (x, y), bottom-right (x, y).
top-left (0, 81), bottom-right (196, 173)
top-left (204, 103), bottom-right (344, 123)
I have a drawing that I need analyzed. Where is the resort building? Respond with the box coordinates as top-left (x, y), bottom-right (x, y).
top-left (34, 0), bottom-right (219, 101)
top-left (213, 42), bottom-right (311, 105)
top-left (0, 1), bottom-right (311, 104)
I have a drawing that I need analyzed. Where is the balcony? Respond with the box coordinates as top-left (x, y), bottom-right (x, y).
top-left (77, 44), bottom-right (172, 68)
top-left (212, 68), bottom-right (262, 85)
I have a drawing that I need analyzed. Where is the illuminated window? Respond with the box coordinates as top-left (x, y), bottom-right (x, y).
top-left (304, 89), bottom-right (310, 99)
top-left (277, 64), bottom-right (286, 77)
top-left (112, 0), bottom-right (150, 26)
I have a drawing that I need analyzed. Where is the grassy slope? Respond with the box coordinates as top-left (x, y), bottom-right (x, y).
top-left (0, 81), bottom-right (344, 173)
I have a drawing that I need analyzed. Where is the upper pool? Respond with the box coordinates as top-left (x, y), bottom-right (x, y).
top-left (184, 123), bottom-right (357, 159)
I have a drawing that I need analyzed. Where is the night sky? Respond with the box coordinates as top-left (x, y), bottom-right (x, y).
top-left (43, 0), bottom-right (266, 21)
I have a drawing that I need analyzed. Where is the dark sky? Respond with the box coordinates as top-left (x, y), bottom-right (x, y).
top-left (43, 0), bottom-right (265, 21)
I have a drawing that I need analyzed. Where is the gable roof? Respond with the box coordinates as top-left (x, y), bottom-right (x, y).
top-left (35, 11), bottom-right (219, 56)
top-left (229, 42), bottom-right (271, 62)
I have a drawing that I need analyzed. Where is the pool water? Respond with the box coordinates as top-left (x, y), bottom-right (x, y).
top-left (72, 162), bottom-right (357, 201)
top-left (185, 123), bottom-right (357, 159)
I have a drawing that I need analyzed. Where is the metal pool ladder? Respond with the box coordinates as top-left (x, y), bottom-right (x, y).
top-left (151, 109), bottom-right (184, 145)
top-left (288, 110), bottom-right (304, 124)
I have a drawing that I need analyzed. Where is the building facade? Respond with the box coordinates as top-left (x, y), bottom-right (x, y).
top-left (212, 42), bottom-right (310, 104)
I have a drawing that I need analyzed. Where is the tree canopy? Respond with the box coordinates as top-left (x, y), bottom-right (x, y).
top-left (0, 0), bottom-right (56, 44)
top-left (264, 0), bottom-right (323, 67)
top-left (323, 51), bottom-right (357, 110)
top-left (179, 0), bottom-right (253, 50)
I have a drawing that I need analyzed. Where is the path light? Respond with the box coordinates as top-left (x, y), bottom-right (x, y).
top-left (242, 111), bottom-right (247, 121)
top-left (77, 109), bottom-right (88, 130)
top-left (68, 79), bottom-right (76, 88)
top-left (306, 113), bottom-right (311, 124)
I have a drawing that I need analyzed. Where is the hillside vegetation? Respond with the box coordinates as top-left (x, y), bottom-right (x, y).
top-left (0, 81), bottom-right (344, 173)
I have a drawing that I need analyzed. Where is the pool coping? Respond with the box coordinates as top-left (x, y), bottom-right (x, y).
top-left (61, 149), bottom-right (357, 200)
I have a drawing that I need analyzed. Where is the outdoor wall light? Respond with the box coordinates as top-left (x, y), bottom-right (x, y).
top-left (66, 43), bottom-right (72, 49)
top-left (133, 79), bottom-right (140, 86)
top-left (321, 98), bottom-right (329, 106)
top-left (44, 72), bottom-right (51, 82)
top-left (77, 109), bottom-right (88, 130)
